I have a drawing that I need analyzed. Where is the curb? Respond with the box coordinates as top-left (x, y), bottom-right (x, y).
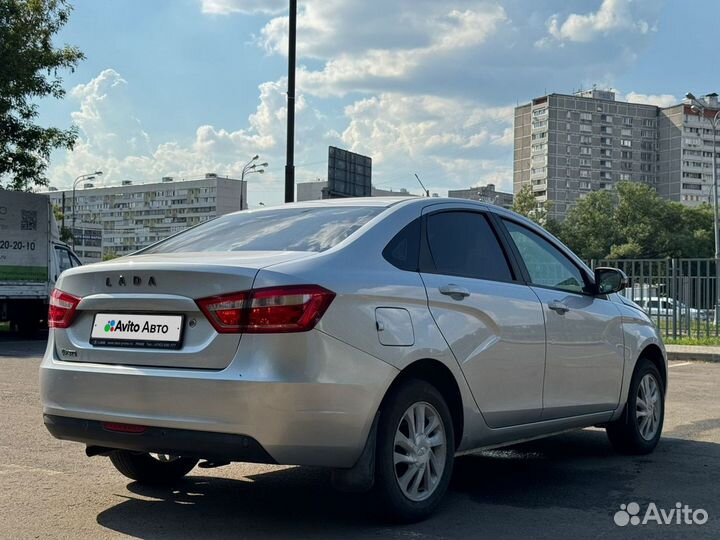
top-left (666, 347), bottom-right (720, 363)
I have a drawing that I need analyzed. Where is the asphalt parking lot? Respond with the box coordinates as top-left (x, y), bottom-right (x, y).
top-left (1, 337), bottom-right (718, 539)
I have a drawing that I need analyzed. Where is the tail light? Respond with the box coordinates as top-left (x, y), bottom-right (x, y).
top-left (48, 289), bottom-right (81, 329)
top-left (196, 285), bottom-right (335, 334)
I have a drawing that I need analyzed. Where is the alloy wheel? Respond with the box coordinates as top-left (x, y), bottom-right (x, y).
top-left (636, 373), bottom-right (661, 441)
top-left (393, 401), bottom-right (447, 502)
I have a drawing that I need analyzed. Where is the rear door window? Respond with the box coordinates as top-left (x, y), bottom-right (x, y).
top-left (423, 211), bottom-right (513, 282)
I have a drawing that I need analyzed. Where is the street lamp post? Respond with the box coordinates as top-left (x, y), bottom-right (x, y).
top-left (240, 156), bottom-right (268, 210)
top-left (71, 171), bottom-right (103, 249)
top-left (687, 92), bottom-right (720, 323)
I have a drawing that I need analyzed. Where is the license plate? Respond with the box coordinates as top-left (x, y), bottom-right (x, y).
top-left (90, 313), bottom-right (184, 349)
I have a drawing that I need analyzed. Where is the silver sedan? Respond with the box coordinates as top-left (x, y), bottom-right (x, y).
top-left (41, 197), bottom-right (667, 521)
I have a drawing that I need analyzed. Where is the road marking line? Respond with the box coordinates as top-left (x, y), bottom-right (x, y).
top-left (0, 464), bottom-right (64, 476)
top-left (669, 362), bottom-right (692, 368)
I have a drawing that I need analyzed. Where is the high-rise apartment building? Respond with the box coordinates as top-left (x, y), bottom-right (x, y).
top-left (658, 93), bottom-right (719, 206)
top-left (514, 89), bottom-right (659, 221)
top-left (515, 90), bottom-right (720, 221)
top-left (48, 174), bottom-right (245, 262)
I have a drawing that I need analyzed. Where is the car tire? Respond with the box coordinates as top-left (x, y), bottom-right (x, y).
top-left (374, 379), bottom-right (455, 522)
top-left (606, 358), bottom-right (665, 455)
top-left (109, 451), bottom-right (198, 484)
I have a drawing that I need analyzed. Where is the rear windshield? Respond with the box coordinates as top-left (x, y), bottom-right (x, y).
top-left (140, 206), bottom-right (383, 254)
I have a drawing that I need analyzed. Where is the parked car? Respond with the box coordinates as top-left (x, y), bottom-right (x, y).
top-left (634, 296), bottom-right (711, 322)
top-left (41, 198), bottom-right (667, 521)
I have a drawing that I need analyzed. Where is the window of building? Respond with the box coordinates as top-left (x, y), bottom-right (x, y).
top-left (620, 173), bottom-right (631, 181)
top-left (580, 180), bottom-right (591, 189)
top-left (620, 139), bottom-right (632, 147)
top-left (621, 150), bottom-right (632, 159)
top-left (682, 183), bottom-right (702, 191)
top-left (601, 126), bottom-right (613, 134)
top-left (601, 137), bottom-right (612, 145)
top-left (621, 162), bottom-right (633, 170)
top-left (644, 119), bottom-right (655, 127)
top-left (621, 128), bottom-right (632, 137)
top-left (600, 148), bottom-right (612, 157)
top-left (579, 158), bottom-right (592, 167)
top-left (580, 146), bottom-right (592, 155)
top-left (641, 130), bottom-right (654, 138)
top-left (579, 124), bottom-right (592, 133)
top-left (580, 135), bottom-right (592, 144)
top-left (579, 112), bottom-right (592, 122)
top-left (623, 117), bottom-right (633, 126)
top-left (601, 114), bottom-right (613, 123)
top-left (579, 169), bottom-right (590, 178)
top-left (600, 160), bottom-right (612, 168)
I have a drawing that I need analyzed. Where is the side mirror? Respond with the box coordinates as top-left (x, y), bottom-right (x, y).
top-left (594, 267), bottom-right (629, 295)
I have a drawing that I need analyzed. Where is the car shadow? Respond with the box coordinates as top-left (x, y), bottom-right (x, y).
top-left (96, 429), bottom-right (720, 540)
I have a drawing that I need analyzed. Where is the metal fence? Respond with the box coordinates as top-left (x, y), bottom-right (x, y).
top-left (589, 258), bottom-right (720, 340)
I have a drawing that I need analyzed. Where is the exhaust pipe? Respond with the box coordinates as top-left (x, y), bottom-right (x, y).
top-left (86, 445), bottom-right (115, 457)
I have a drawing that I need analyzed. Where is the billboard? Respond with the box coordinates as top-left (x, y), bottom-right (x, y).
top-left (326, 146), bottom-right (372, 198)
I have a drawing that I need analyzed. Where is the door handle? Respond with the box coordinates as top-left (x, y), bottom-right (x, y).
top-left (439, 284), bottom-right (470, 299)
top-left (548, 301), bottom-right (570, 314)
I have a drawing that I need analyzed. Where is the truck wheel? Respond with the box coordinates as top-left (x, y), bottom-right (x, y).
top-left (374, 379), bottom-right (455, 522)
top-left (606, 358), bottom-right (665, 455)
top-left (109, 451), bottom-right (198, 484)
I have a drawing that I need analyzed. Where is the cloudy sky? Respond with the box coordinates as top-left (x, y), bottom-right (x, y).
top-left (40, 0), bottom-right (716, 206)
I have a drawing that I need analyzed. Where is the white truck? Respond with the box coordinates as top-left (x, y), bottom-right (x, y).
top-left (0, 190), bottom-right (82, 335)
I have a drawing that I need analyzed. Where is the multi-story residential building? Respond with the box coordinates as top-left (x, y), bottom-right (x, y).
top-left (296, 181), bottom-right (418, 201)
top-left (658, 93), bottom-right (719, 206)
top-left (514, 89), bottom-right (659, 221)
top-left (514, 89), bottom-right (720, 220)
top-left (70, 222), bottom-right (103, 263)
top-left (48, 174), bottom-right (245, 262)
top-left (448, 183), bottom-right (513, 209)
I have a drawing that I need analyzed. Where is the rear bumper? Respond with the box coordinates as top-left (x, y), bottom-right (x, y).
top-left (44, 415), bottom-right (276, 463)
top-left (40, 330), bottom-right (398, 468)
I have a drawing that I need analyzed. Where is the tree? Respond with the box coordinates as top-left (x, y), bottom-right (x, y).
top-left (102, 251), bottom-right (119, 262)
top-left (0, 0), bottom-right (84, 190)
top-left (559, 190), bottom-right (617, 260)
top-left (52, 203), bottom-right (72, 242)
top-left (512, 184), bottom-right (553, 227)
top-left (554, 182), bottom-right (714, 260)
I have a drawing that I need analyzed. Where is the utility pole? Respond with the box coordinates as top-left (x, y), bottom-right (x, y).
top-left (61, 192), bottom-right (66, 231)
top-left (284, 0), bottom-right (297, 203)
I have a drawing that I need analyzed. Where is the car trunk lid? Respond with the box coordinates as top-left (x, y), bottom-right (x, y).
top-left (52, 251), bottom-right (311, 369)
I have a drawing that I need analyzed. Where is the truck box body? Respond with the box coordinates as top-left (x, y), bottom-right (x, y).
top-left (0, 190), bottom-right (55, 299)
top-left (0, 190), bottom-right (79, 333)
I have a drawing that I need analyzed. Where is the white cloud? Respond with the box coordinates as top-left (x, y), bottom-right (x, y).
top-left (49, 70), bottom-right (330, 204)
top-left (545, 0), bottom-right (654, 44)
top-left (200, 0), bottom-right (285, 15)
top-left (256, 2), bottom-right (508, 97)
top-left (341, 93), bottom-right (515, 192)
top-left (623, 91), bottom-right (678, 108)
